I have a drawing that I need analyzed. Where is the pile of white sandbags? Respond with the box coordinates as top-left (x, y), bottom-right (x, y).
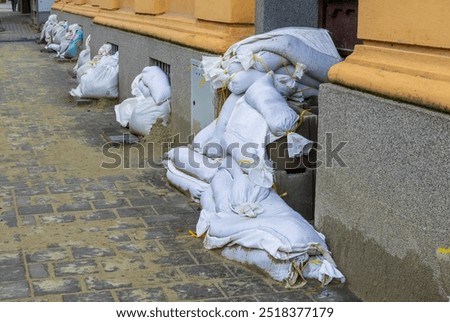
top-left (114, 66), bottom-right (171, 136)
top-left (164, 27), bottom-right (345, 287)
top-left (40, 15), bottom-right (85, 61)
top-left (69, 43), bottom-right (119, 99)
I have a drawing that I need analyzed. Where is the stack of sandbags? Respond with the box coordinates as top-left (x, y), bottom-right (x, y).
top-left (44, 20), bottom-right (68, 52)
top-left (69, 49), bottom-right (119, 99)
top-left (114, 66), bottom-right (171, 136)
top-left (203, 27), bottom-right (341, 107)
top-left (164, 27), bottom-right (345, 287)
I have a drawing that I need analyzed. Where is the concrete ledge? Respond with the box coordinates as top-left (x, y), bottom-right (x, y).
top-left (316, 83), bottom-right (449, 301)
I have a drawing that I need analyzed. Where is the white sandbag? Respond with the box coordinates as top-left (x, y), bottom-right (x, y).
top-left (275, 65), bottom-right (320, 90)
top-left (165, 160), bottom-right (209, 201)
top-left (244, 72), bottom-right (299, 136)
top-left (225, 27), bottom-right (341, 63)
top-left (40, 14), bottom-right (57, 44)
top-left (51, 20), bottom-right (68, 45)
top-left (222, 246), bottom-right (299, 283)
top-left (73, 34), bottom-right (91, 75)
top-left (114, 96), bottom-right (145, 128)
top-left (229, 172), bottom-right (271, 218)
top-left (222, 96), bottom-right (268, 166)
top-left (166, 147), bottom-right (220, 183)
top-left (228, 69), bottom-right (265, 95)
top-left (235, 34), bottom-right (341, 83)
top-left (242, 51), bottom-right (290, 72)
top-left (202, 93), bottom-right (242, 158)
top-left (225, 61), bottom-right (244, 75)
top-left (301, 255), bottom-right (346, 285)
top-left (70, 52), bottom-right (119, 99)
top-left (286, 132), bottom-right (313, 158)
top-left (128, 98), bottom-right (170, 136)
top-left (45, 43), bottom-right (60, 52)
top-left (76, 44), bottom-right (113, 82)
top-left (210, 169), bottom-right (234, 214)
top-left (131, 74), bottom-right (151, 98)
top-left (273, 73), bottom-right (298, 97)
top-left (201, 189), bottom-right (330, 260)
top-left (57, 24), bottom-right (83, 59)
top-left (191, 120), bottom-right (217, 155)
top-left (202, 56), bottom-right (231, 90)
top-left (141, 66), bottom-right (171, 104)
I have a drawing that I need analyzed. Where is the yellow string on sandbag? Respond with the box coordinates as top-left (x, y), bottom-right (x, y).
top-left (188, 230), bottom-right (205, 239)
top-left (286, 109), bottom-right (311, 135)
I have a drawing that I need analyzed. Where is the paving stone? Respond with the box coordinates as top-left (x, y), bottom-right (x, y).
top-left (26, 248), bottom-right (70, 262)
top-left (0, 251), bottom-right (22, 266)
top-left (85, 182), bottom-right (117, 191)
top-left (180, 264), bottom-right (234, 280)
top-left (85, 277), bottom-right (133, 291)
top-left (0, 265), bottom-right (26, 282)
top-left (14, 186), bottom-right (48, 196)
top-left (54, 260), bottom-right (99, 276)
top-left (158, 237), bottom-right (204, 252)
top-left (141, 227), bottom-right (176, 240)
top-left (33, 278), bottom-right (81, 296)
top-left (219, 277), bottom-right (275, 298)
top-left (18, 204), bottom-right (53, 215)
top-left (28, 263), bottom-right (49, 279)
top-left (153, 251), bottom-right (196, 266)
top-left (115, 241), bottom-right (161, 253)
top-left (98, 175), bottom-right (130, 182)
top-left (39, 214), bottom-right (77, 224)
top-left (170, 283), bottom-right (225, 301)
top-left (0, 210), bottom-right (18, 227)
top-left (111, 189), bottom-right (143, 198)
top-left (71, 246), bottom-right (115, 259)
top-left (116, 287), bottom-right (167, 302)
top-left (63, 291), bottom-right (115, 302)
top-left (128, 196), bottom-right (166, 207)
top-left (28, 165), bottom-right (57, 174)
top-left (65, 178), bottom-right (95, 184)
top-left (117, 207), bottom-right (156, 217)
top-left (92, 198), bottom-right (130, 209)
top-left (21, 215), bottom-right (37, 225)
top-left (153, 205), bottom-right (197, 216)
top-left (80, 210), bottom-right (117, 221)
top-left (48, 184), bottom-right (83, 194)
top-left (107, 234), bottom-right (132, 243)
top-left (0, 280), bottom-right (30, 300)
top-left (142, 214), bottom-right (185, 227)
top-left (255, 291), bottom-right (313, 302)
top-left (56, 202), bottom-right (92, 212)
top-left (107, 221), bottom-right (146, 231)
top-left (73, 191), bottom-right (105, 202)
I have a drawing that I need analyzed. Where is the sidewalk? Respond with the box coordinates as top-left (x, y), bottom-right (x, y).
top-left (0, 2), bottom-right (40, 42)
top-left (0, 14), bottom-right (360, 302)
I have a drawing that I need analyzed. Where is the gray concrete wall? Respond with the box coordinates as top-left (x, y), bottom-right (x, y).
top-left (255, 0), bottom-right (318, 34)
top-left (316, 83), bottom-right (450, 301)
top-left (52, 11), bottom-right (215, 142)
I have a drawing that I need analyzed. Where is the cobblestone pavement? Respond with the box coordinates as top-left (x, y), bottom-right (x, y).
top-left (0, 8), bottom-right (40, 42)
top-left (0, 17), bottom-right (360, 302)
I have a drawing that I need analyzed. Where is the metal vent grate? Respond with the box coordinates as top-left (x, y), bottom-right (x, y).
top-left (150, 57), bottom-right (171, 82)
top-left (108, 42), bottom-right (119, 54)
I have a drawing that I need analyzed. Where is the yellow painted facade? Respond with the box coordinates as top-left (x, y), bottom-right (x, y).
top-left (52, 0), bottom-right (255, 54)
top-left (329, 0), bottom-right (450, 113)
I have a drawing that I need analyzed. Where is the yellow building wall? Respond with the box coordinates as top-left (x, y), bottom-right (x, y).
top-left (52, 0), bottom-right (255, 54)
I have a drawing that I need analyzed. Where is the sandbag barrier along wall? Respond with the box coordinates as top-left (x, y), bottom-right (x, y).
top-left (165, 27), bottom-right (346, 288)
